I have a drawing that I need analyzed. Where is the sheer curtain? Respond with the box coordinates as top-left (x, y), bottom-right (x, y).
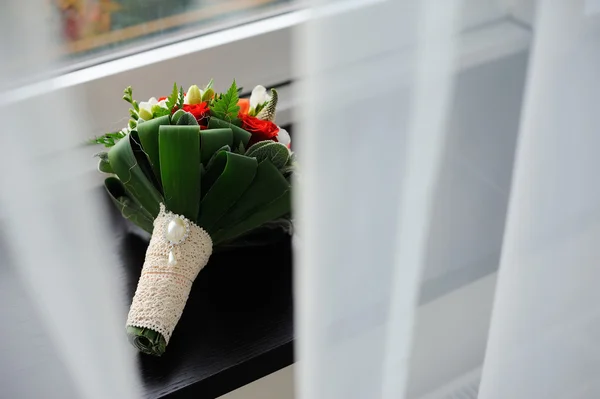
top-left (0, 2), bottom-right (140, 398)
top-left (296, 0), bottom-right (600, 398)
top-left (478, 2), bottom-right (600, 398)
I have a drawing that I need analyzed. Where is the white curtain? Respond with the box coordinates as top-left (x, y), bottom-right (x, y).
top-left (478, 2), bottom-right (600, 398)
top-left (0, 2), bottom-right (140, 398)
top-left (3, 0), bottom-right (600, 398)
top-left (296, 0), bottom-right (600, 398)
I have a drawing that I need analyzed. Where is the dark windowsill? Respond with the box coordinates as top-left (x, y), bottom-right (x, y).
top-left (107, 191), bottom-right (294, 398)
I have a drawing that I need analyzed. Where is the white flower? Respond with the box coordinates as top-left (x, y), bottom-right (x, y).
top-left (276, 127), bottom-right (291, 148)
top-left (250, 85), bottom-right (271, 111)
top-left (138, 97), bottom-right (168, 120)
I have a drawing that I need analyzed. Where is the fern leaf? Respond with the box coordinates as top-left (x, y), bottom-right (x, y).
top-left (211, 80), bottom-right (240, 122)
top-left (165, 82), bottom-right (179, 112)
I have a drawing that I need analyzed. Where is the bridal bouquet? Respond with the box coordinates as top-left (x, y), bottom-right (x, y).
top-left (93, 80), bottom-right (294, 356)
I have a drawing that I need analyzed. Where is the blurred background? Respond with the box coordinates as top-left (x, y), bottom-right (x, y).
top-left (3, 1), bottom-right (600, 399)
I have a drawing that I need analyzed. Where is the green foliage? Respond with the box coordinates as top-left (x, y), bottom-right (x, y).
top-left (108, 133), bottom-right (163, 218)
top-left (204, 78), bottom-right (214, 91)
top-left (236, 141), bottom-right (246, 154)
top-left (245, 140), bottom-right (273, 154)
top-left (123, 86), bottom-right (139, 112)
top-left (200, 128), bottom-right (233, 165)
top-left (208, 117), bottom-right (251, 148)
top-left (211, 80), bottom-right (240, 122)
top-left (165, 82), bottom-right (179, 112)
top-left (178, 86), bottom-right (185, 109)
top-left (202, 88), bottom-right (214, 102)
top-left (245, 141), bottom-right (290, 169)
top-left (176, 111), bottom-right (199, 126)
top-left (159, 125), bottom-right (202, 220)
top-left (256, 89), bottom-right (278, 121)
top-left (123, 86), bottom-right (139, 130)
top-left (96, 152), bottom-right (113, 174)
top-left (153, 107), bottom-right (170, 118)
top-left (90, 129), bottom-right (128, 147)
top-left (205, 145), bottom-right (231, 172)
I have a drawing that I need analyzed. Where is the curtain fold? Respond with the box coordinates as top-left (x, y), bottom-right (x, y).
top-left (0, 1), bottom-right (141, 398)
top-left (479, 1), bottom-right (600, 398)
top-left (294, 1), bottom-right (461, 398)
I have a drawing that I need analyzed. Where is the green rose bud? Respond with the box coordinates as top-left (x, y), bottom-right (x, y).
top-left (201, 88), bottom-right (214, 101)
top-left (187, 85), bottom-right (202, 105)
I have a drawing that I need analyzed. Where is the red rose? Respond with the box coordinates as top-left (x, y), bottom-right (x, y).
top-left (240, 114), bottom-right (279, 146)
top-left (181, 102), bottom-right (210, 125)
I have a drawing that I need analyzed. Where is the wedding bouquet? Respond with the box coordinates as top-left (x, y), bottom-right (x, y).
top-left (93, 80), bottom-right (294, 356)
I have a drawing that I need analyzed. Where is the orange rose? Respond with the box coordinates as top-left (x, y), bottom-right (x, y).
top-left (238, 98), bottom-right (250, 115)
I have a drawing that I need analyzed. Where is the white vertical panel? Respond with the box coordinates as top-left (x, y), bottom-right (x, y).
top-left (479, 1), bottom-right (600, 398)
top-left (0, 1), bottom-right (141, 398)
top-left (294, 1), bottom-right (460, 398)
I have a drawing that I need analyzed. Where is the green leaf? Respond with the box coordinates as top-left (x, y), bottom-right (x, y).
top-left (211, 160), bottom-right (291, 244)
top-left (208, 117), bottom-right (251, 149)
top-left (90, 130), bottom-right (128, 147)
top-left (105, 177), bottom-right (154, 233)
top-left (236, 141), bottom-right (245, 154)
top-left (171, 109), bottom-right (185, 124)
top-left (214, 189), bottom-right (291, 244)
top-left (108, 133), bottom-right (163, 217)
top-left (245, 141), bottom-right (290, 169)
top-left (159, 125), bottom-right (201, 220)
top-left (176, 111), bottom-right (199, 126)
top-left (178, 86), bottom-right (185, 109)
top-left (197, 152), bottom-right (258, 233)
top-left (96, 152), bottom-right (114, 174)
top-left (204, 78), bottom-right (214, 91)
top-left (200, 128), bottom-right (233, 165)
top-left (126, 326), bottom-right (166, 357)
top-left (204, 145), bottom-right (231, 173)
top-left (244, 140), bottom-right (273, 154)
top-left (165, 82), bottom-right (179, 112)
top-left (137, 115), bottom-right (171, 185)
top-left (210, 80), bottom-right (240, 122)
top-left (152, 107), bottom-right (170, 118)
top-left (202, 88), bottom-right (214, 102)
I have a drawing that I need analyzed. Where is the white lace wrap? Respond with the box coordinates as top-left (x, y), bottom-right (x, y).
top-left (126, 204), bottom-right (213, 343)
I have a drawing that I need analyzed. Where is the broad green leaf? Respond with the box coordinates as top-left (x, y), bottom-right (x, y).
top-left (159, 125), bottom-right (201, 220)
top-left (204, 145), bottom-right (231, 173)
top-left (208, 117), bottom-right (251, 149)
top-left (171, 109), bottom-right (185, 124)
top-left (200, 128), bottom-right (233, 164)
top-left (197, 152), bottom-right (258, 233)
top-left (213, 190), bottom-right (290, 244)
top-left (105, 177), bottom-right (154, 233)
top-left (96, 152), bottom-right (113, 174)
top-left (244, 140), bottom-right (272, 155)
top-left (176, 111), bottom-right (199, 126)
top-left (108, 133), bottom-right (163, 217)
top-left (211, 160), bottom-right (290, 243)
top-left (245, 141), bottom-right (290, 169)
top-left (137, 115), bottom-right (171, 184)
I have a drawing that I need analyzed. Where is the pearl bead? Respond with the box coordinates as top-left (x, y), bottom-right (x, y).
top-left (166, 217), bottom-right (186, 243)
top-left (168, 250), bottom-right (177, 266)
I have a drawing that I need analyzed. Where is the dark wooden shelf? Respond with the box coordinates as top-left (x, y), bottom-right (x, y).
top-left (108, 196), bottom-right (295, 398)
